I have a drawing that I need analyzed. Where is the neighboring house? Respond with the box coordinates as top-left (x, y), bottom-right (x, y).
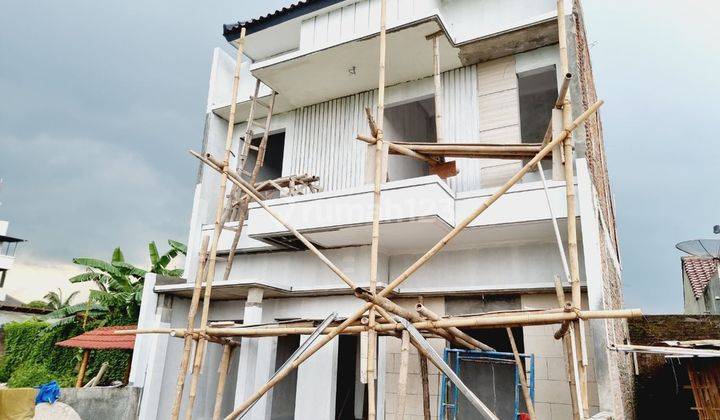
top-left (131, 1), bottom-right (630, 419)
top-left (682, 256), bottom-right (720, 314)
top-left (0, 221), bottom-right (24, 302)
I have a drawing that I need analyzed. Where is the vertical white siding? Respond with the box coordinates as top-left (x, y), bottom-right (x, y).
top-left (286, 91), bottom-right (376, 191)
top-left (441, 65), bottom-right (481, 192)
top-left (299, 0), bottom-right (439, 52)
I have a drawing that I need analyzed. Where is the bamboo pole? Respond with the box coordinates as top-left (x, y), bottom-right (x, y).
top-left (396, 331), bottom-right (411, 419)
top-left (125, 308), bottom-right (640, 342)
top-left (556, 72), bottom-right (573, 109)
top-left (372, 308), bottom-right (641, 333)
top-left (557, 0), bottom-right (589, 415)
top-left (212, 344), bottom-right (234, 420)
top-left (507, 328), bottom-right (535, 420)
top-left (555, 276), bottom-right (583, 420)
top-left (186, 27), bottom-right (247, 420)
top-left (76, 349), bottom-right (90, 388)
top-left (171, 235), bottom-right (211, 420)
top-left (431, 33), bottom-right (444, 142)
top-left (420, 356), bottom-right (431, 420)
top-left (222, 102), bottom-right (604, 418)
top-left (356, 134), bottom-right (439, 166)
top-left (416, 303), bottom-right (495, 351)
top-left (367, 2), bottom-right (388, 417)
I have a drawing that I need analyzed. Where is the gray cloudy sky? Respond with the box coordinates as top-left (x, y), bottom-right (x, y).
top-left (0, 1), bottom-right (717, 311)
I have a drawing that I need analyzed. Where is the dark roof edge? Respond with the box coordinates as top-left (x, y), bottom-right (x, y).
top-left (223, 0), bottom-right (345, 41)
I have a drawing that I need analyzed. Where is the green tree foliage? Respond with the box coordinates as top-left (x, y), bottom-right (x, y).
top-left (69, 240), bottom-right (185, 321)
top-left (43, 288), bottom-right (79, 311)
top-left (0, 240), bottom-right (186, 387)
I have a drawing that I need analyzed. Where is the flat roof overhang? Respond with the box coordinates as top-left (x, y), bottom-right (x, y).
top-left (214, 17), bottom-right (460, 120)
top-left (212, 16), bottom-right (559, 122)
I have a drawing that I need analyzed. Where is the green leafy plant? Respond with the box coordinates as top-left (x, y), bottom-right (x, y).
top-left (43, 288), bottom-right (79, 311)
top-left (69, 240), bottom-right (185, 320)
top-left (7, 363), bottom-right (54, 388)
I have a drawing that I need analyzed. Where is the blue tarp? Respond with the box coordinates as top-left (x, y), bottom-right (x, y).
top-left (35, 380), bottom-right (60, 404)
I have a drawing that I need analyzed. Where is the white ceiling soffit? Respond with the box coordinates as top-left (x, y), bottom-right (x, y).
top-left (251, 18), bottom-right (460, 110)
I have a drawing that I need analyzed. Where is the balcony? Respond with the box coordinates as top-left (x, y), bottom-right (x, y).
top-left (203, 173), bottom-right (574, 255)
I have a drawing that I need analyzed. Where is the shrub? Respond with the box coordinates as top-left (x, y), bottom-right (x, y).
top-left (7, 363), bottom-right (54, 388)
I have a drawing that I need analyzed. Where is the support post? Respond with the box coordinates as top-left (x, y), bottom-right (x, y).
top-left (420, 356), bottom-right (431, 420)
top-left (213, 344), bottom-right (234, 420)
top-left (367, 1), bottom-right (388, 419)
top-left (171, 235), bottom-right (210, 420)
top-left (507, 328), bottom-right (535, 419)
top-left (76, 349), bottom-right (90, 388)
top-left (431, 34), bottom-right (444, 142)
top-left (555, 276), bottom-right (584, 420)
top-left (396, 331), bottom-right (411, 419)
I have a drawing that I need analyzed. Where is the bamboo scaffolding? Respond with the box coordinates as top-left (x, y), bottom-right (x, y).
top-left (557, 0), bottom-right (589, 415)
top-left (124, 308), bottom-right (639, 339)
top-left (507, 328), bottom-right (536, 420)
top-left (171, 235), bottom-right (210, 420)
top-left (367, 2), bottom-right (388, 416)
top-left (199, 100), bottom-right (606, 419)
top-left (555, 276), bottom-right (583, 419)
top-left (130, 2), bottom-right (631, 417)
top-left (185, 27), bottom-right (246, 420)
top-left (416, 303), bottom-right (495, 351)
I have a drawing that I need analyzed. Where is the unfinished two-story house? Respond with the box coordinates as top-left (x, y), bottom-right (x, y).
top-left (130, 1), bottom-right (632, 419)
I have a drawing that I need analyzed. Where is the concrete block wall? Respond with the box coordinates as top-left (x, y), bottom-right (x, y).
top-left (383, 298), bottom-right (444, 419)
top-left (522, 294), bottom-right (600, 420)
top-left (383, 336), bottom-right (443, 420)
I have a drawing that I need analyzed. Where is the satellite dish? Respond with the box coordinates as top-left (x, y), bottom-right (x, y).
top-left (676, 239), bottom-right (720, 258)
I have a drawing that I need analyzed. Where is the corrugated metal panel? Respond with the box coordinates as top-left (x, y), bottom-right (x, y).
top-left (286, 91), bottom-right (376, 191)
top-left (441, 65), bottom-right (482, 192)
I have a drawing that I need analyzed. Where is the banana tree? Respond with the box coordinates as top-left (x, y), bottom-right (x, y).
top-left (69, 240), bottom-right (186, 320)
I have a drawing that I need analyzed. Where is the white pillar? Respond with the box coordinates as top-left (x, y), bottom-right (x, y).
top-left (234, 288), bottom-right (267, 420)
top-left (295, 335), bottom-right (339, 420)
top-left (134, 273), bottom-right (173, 419)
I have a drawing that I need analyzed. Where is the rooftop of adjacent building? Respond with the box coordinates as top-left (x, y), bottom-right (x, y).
top-left (682, 256), bottom-right (719, 299)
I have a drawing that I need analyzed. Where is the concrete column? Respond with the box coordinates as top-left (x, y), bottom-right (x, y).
top-left (576, 159), bottom-right (614, 413)
top-left (294, 335), bottom-right (339, 419)
top-left (234, 288), bottom-right (268, 420)
top-left (133, 273), bottom-right (173, 419)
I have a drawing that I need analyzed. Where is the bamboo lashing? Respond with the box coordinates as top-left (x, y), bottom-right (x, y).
top-left (185, 26), bottom-right (246, 420)
top-left (171, 235), bottom-right (210, 420)
top-left (507, 328), bottom-right (536, 420)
